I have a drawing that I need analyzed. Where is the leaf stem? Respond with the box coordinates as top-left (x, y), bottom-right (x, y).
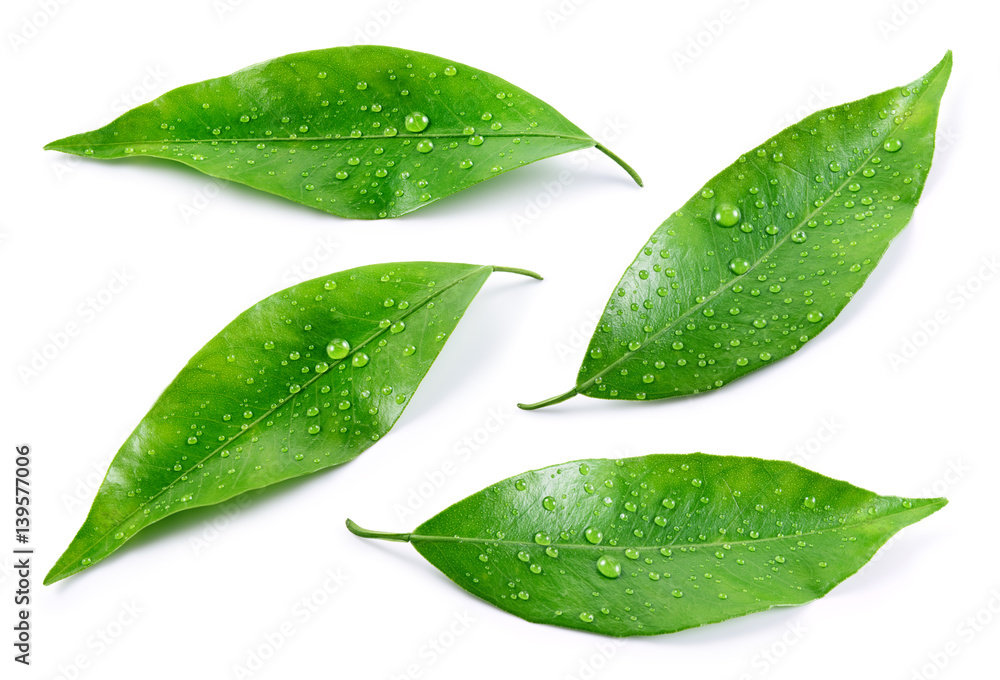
top-left (491, 266), bottom-right (543, 280)
top-left (346, 519), bottom-right (412, 543)
top-left (517, 387), bottom-right (579, 411)
top-left (596, 144), bottom-right (643, 187)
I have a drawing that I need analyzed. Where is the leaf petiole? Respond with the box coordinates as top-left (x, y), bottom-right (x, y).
top-left (517, 388), bottom-right (578, 411)
top-left (346, 519), bottom-right (411, 543)
top-left (491, 266), bottom-right (543, 280)
top-left (596, 144), bottom-right (643, 187)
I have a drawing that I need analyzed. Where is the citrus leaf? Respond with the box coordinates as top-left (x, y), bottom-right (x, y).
top-left (520, 52), bottom-right (951, 410)
top-left (43, 45), bottom-right (641, 219)
top-left (45, 262), bottom-right (540, 585)
top-left (348, 453), bottom-right (945, 637)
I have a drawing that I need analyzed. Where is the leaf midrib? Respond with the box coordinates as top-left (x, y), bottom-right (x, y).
top-left (68, 265), bottom-right (493, 568)
top-left (410, 500), bottom-right (943, 553)
top-left (575, 70), bottom-right (944, 395)
top-left (54, 131), bottom-right (594, 149)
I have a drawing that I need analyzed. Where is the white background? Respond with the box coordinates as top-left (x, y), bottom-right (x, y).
top-left (2, 0), bottom-right (998, 678)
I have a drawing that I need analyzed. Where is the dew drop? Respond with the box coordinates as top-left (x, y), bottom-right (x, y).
top-left (404, 112), bottom-right (429, 132)
top-left (326, 338), bottom-right (350, 360)
top-left (713, 204), bottom-right (741, 228)
top-left (728, 257), bottom-right (751, 275)
top-left (596, 556), bottom-right (621, 579)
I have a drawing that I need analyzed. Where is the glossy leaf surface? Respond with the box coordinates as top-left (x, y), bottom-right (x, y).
top-left (349, 453), bottom-right (944, 636)
top-left (521, 52), bottom-right (950, 410)
top-left (46, 262), bottom-right (539, 585)
top-left (44, 45), bottom-right (640, 219)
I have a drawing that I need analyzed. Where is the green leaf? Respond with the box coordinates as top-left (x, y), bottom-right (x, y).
top-left (348, 453), bottom-right (945, 636)
top-left (45, 262), bottom-right (540, 585)
top-left (520, 52), bottom-right (951, 410)
top-left (43, 45), bottom-right (640, 219)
